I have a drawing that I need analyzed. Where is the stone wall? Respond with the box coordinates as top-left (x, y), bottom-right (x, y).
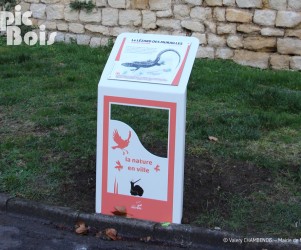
top-left (16, 0), bottom-right (301, 70)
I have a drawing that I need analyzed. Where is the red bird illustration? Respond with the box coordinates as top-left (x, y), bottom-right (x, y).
top-left (111, 129), bottom-right (131, 155)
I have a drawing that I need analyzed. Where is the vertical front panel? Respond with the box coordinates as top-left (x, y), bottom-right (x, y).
top-left (98, 96), bottom-right (177, 222)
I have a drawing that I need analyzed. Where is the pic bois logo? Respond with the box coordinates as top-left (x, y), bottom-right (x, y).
top-left (0, 5), bottom-right (57, 45)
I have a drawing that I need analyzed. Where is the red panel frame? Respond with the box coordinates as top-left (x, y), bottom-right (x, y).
top-left (101, 96), bottom-right (177, 222)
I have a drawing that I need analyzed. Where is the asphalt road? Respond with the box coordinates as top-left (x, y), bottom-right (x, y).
top-left (0, 211), bottom-right (189, 250)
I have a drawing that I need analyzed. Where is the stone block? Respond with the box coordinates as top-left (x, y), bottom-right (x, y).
top-left (192, 32), bottom-right (207, 45)
top-left (77, 34), bottom-right (91, 45)
top-left (237, 24), bottom-right (260, 33)
top-left (96, 0), bottom-right (107, 7)
top-left (236, 0), bottom-right (262, 8)
top-left (174, 5), bottom-right (190, 19)
top-left (43, 21), bottom-right (56, 30)
top-left (156, 10), bottom-right (173, 18)
top-left (217, 23), bottom-right (236, 34)
top-left (65, 33), bottom-right (77, 43)
top-left (149, 0), bottom-right (171, 11)
top-left (57, 22), bottom-right (68, 31)
top-left (278, 38), bottom-right (301, 55)
top-left (288, 0), bottom-right (301, 11)
top-left (213, 7), bottom-right (226, 22)
top-left (156, 19), bottom-right (181, 30)
top-left (254, 10), bottom-right (276, 26)
top-left (286, 29), bottom-right (301, 39)
top-left (54, 32), bottom-right (65, 42)
top-left (110, 26), bottom-right (136, 36)
top-left (191, 7), bottom-right (212, 21)
top-left (69, 23), bottom-right (84, 33)
top-left (226, 9), bottom-right (253, 23)
top-left (184, 0), bottom-right (203, 5)
top-left (79, 9), bottom-right (101, 23)
top-left (290, 56), bottom-right (301, 70)
top-left (261, 28), bottom-right (284, 37)
top-left (205, 0), bottom-right (222, 6)
top-left (223, 0), bottom-right (235, 6)
top-left (90, 37), bottom-right (101, 47)
top-left (227, 35), bottom-right (243, 48)
top-left (46, 4), bottom-right (64, 20)
top-left (101, 37), bottom-right (110, 46)
top-left (19, 2), bottom-right (30, 12)
top-left (196, 47), bottom-right (215, 58)
top-left (142, 10), bottom-right (156, 29)
top-left (233, 50), bottom-right (270, 69)
top-left (131, 0), bottom-right (149, 9)
top-left (30, 4), bottom-right (46, 19)
top-left (108, 0), bottom-right (129, 9)
top-left (216, 47), bottom-right (234, 59)
top-left (269, 0), bottom-right (287, 10)
top-left (181, 20), bottom-right (205, 32)
top-left (204, 21), bottom-right (216, 33)
top-left (119, 10), bottom-right (141, 26)
top-left (276, 11), bottom-right (301, 28)
top-left (243, 37), bottom-right (276, 51)
top-left (270, 54), bottom-right (290, 70)
top-left (64, 6), bottom-right (79, 22)
top-left (85, 24), bottom-right (110, 35)
top-left (208, 33), bottom-right (226, 47)
top-left (102, 8), bottom-right (119, 26)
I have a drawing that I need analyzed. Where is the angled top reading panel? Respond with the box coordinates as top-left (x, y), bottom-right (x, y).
top-left (105, 33), bottom-right (199, 87)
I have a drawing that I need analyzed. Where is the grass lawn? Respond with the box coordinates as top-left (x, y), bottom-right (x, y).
top-left (0, 37), bottom-right (300, 237)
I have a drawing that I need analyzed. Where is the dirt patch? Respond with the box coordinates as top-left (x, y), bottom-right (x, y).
top-left (59, 154), bottom-right (271, 226)
top-left (183, 156), bottom-right (271, 224)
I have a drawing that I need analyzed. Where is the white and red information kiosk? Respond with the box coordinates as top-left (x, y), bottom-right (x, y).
top-left (96, 33), bottom-right (199, 223)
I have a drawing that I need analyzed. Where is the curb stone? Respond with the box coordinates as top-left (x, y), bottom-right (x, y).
top-left (6, 196), bottom-right (80, 225)
top-left (0, 193), bottom-right (13, 211)
top-left (0, 193), bottom-right (300, 250)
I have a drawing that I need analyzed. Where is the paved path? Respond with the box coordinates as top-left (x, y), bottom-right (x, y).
top-left (1, 194), bottom-right (299, 250)
top-left (0, 211), bottom-right (187, 250)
